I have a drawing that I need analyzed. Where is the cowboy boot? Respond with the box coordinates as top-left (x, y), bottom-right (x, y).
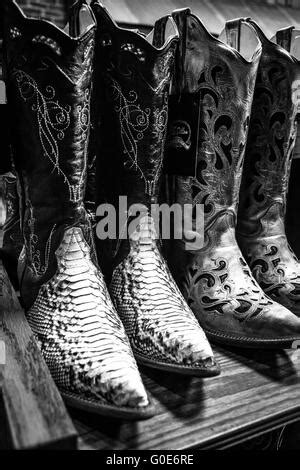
top-left (1, 14), bottom-right (23, 289)
top-left (163, 8), bottom-right (300, 348)
top-left (3, 0), bottom-right (153, 419)
top-left (69, 0), bottom-right (97, 227)
top-left (227, 19), bottom-right (300, 317)
top-left (272, 28), bottom-right (300, 260)
top-left (91, 1), bottom-right (219, 376)
top-left (0, 25), bottom-right (12, 175)
top-left (1, 0), bottom-right (97, 290)
top-left (1, 171), bottom-right (23, 288)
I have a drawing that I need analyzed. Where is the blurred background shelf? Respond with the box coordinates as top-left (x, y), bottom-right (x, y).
top-left (101, 0), bottom-right (300, 36)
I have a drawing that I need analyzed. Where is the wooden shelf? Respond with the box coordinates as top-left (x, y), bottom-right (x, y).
top-left (0, 259), bottom-right (77, 450)
top-left (1, 228), bottom-right (299, 449)
top-left (72, 344), bottom-right (300, 450)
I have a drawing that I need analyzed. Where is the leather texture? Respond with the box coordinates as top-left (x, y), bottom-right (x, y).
top-left (1, 171), bottom-right (23, 288)
top-left (92, 1), bottom-right (218, 375)
top-left (164, 8), bottom-right (300, 347)
top-left (69, 0), bottom-right (97, 228)
top-left (2, 0), bottom-right (151, 417)
top-left (0, 34), bottom-right (12, 175)
top-left (235, 20), bottom-right (300, 317)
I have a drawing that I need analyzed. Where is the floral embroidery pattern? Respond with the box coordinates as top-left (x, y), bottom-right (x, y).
top-left (13, 69), bottom-right (85, 202)
top-left (107, 76), bottom-right (168, 195)
top-left (26, 199), bottom-right (56, 277)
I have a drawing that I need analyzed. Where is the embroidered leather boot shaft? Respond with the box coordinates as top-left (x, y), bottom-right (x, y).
top-left (3, 0), bottom-right (153, 419)
top-left (1, 171), bottom-right (23, 288)
top-left (69, 0), bottom-right (97, 228)
top-left (229, 19), bottom-right (300, 317)
top-left (163, 8), bottom-right (300, 348)
top-left (1, 0), bottom-right (97, 292)
top-left (92, 1), bottom-right (219, 376)
top-left (0, 19), bottom-right (12, 175)
top-left (277, 27), bottom-right (300, 260)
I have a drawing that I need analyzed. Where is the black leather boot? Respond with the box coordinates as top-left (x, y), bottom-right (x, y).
top-left (3, 0), bottom-right (153, 419)
top-left (163, 8), bottom-right (300, 348)
top-left (91, 1), bottom-right (219, 376)
top-left (226, 19), bottom-right (300, 318)
top-left (0, 17), bottom-right (12, 175)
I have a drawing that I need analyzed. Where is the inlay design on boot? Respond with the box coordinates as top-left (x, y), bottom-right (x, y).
top-left (10, 26), bottom-right (21, 39)
top-left (235, 20), bottom-right (300, 317)
top-left (13, 68), bottom-right (84, 203)
top-left (93, 1), bottom-right (218, 375)
top-left (3, 0), bottom-right (153, 418)
top-left (32, 35), bottom-right (62, 55)
top-left (164, 9), bottom-right (300, 347)
top-left (185, 249), bottom-right (274, 323)
top-left (25, 198), bottom-right (56, 278)
top-left (106, 75), bottom-right (168, 196)
top-left (27, 227), bottom-right (149, 410)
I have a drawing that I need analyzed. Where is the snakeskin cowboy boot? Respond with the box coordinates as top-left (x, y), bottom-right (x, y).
top-left (3, 0), bottom-right (153, 419)
top-left (91, 1), bottom-right (219, 376)
top-left (163, 8), bottom-right (300, 348)
top-left (226, 19), bottom-right (300, 317)
top-left (1, 171), bottom-right (23, 288)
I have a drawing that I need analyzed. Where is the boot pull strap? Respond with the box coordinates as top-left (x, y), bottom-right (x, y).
top-left (244, 18), bottom-right (269, 44)
top-left (275, 26), bottom-right (294, 52)
top-left (69, 0), bottom-right (95, 38)
top-left (171, 8), bottom-right (191, 93)
top-left (225, 17), bottom-right (250, 51)
top-left (152, 16), bottom-right (170, 48)
top-left (69, 0), bottom-right (87, 37)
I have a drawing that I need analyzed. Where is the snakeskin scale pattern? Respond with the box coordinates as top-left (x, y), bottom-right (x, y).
top-left (92, 3), bottom-right (218, 373)
top-left (236, 20), bottom-right (300, 317)
top-left (110, 216), bottom-right (215, 369)
top-left (2, 1), bottom-right (152, 416)
top-left (163, 9), bottom-right (300, 346)
top-left (3, 0), bottom-right (98, 309)
top-left (27, 227), bottom-right (149, 408)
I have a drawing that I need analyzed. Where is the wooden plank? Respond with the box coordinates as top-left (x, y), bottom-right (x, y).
top-left (0, 259), bottom-right (78, 449)
top-left (74, 345), bottom-right (300, 449)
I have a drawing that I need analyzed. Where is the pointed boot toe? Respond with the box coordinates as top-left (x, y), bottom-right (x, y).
top-left (92, 4), bottom-right (219, 379)
top-left (201, 289), bottom-right (300, 349)
top-left (131, 317), bottom-right (220, 376)
top-left (257, 301), bottom-right (300, 346)
top-left (160, 10), bottom-right (300, 350)
top-left (27, 228), bottom-right (154, 420)
top-left (110, 220), bottom-right (219, 377)
top-left (3, 1), bottom-right (155, 420)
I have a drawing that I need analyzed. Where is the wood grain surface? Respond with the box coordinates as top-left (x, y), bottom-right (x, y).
top-left (73, 344), bottom-right (300, 449)
top-left (0, 230), bottom-right (299, 450)
top-left (0, 259), bottom-right (77, 449)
